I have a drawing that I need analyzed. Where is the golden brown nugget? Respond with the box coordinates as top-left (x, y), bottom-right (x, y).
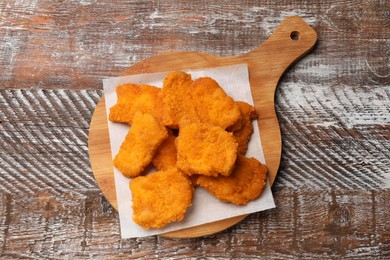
top-left (196, 155), bottom-right (268, 205)
top-left (176, 123), bottom-right (238, 177)
top-left (191, 77), bottom-right (241, 129)
top-left (228, 101), bottom-right (258, 132)
top-left (232, 102), bottom-right (258, 154)
top-left (109, 84), bottom-right (162, 124)
top-left (226, 114), bottom-right (246, 132)
top-left (130, 168), bottom-right (193, 229)
top-left (161, 71), bottom-right (199, 128)
top-left (152, 131), bottom-right (177, 171)
top-left (113, 112), bottom-right (168, 178)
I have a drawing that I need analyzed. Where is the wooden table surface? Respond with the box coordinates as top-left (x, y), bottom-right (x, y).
top-left (1, 0), bottom-right (389, 259)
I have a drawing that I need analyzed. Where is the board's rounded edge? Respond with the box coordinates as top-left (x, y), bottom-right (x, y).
top-left (88, 96), bottom-right (119, 210)
top-left (160, 215), bottom-right (248, 239)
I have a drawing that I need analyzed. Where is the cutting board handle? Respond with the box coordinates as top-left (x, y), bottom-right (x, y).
top-left (242, 16), bottom-right (317, 82)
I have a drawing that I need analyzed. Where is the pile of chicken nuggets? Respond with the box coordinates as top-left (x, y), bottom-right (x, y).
top-left (109, 71), bottom-right (268, 229)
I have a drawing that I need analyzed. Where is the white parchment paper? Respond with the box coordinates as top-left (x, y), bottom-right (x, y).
top-left (102, 64), bottom-right (275, 238)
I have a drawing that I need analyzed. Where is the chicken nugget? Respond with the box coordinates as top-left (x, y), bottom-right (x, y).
top-left (227, 101), bottom-right (258, 132)
top-left (191, 77), bottom-right (241, 129)
top-left (196, 155), bottom-right (268, 205)
top-left (109, 84), bottom-right (162, 124)
top-left (113, 112), bottom-right (168, 178)
top-left (161, 71), bottom-right (199, 128)
top-left (152, 131), bottom-right (177, 171)
top-left (226, 114), bottom-right (246, 132)
top-left (237, 101), bottom-right (258, 121)
top-left (130, 168), bottom-right (193, 229)
top-left (232, 101), bottom-right (258, 155)
top-left (176, 123), bottom-right (238, 177)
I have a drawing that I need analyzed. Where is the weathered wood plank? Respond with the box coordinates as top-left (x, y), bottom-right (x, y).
top-left (1, 191), bottom-right (87, 259)
top-left (274, 83), bottom-right (390, 190)
top-left (0, 190), bottom-right (388, 258)
top-left (0, 194), bottom-right (8, 254)
top-left (0, 1), bottom-right (388, 89)
top-left (0, 90), bottom-right (102, 194)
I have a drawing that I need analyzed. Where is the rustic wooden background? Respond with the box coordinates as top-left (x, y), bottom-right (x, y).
top-left (1, 0), bottom-right (389, 259)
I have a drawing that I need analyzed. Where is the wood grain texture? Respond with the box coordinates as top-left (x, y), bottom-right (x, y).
top-left (1, 1), bottom-right (387, 90)
top-left (0, 90), bottom-right (101, 194)
top-left (0, 190), bottom-right (388, 259)
top-left (0, 0), bottom-right (389, 258)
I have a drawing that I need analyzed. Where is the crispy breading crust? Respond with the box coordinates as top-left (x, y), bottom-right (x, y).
top-left (152, 131), bottom-right (177, 171)
top-left (109, 84), bottom-right (162, 124)
top-left (130, 168), bottom-right (193, 229)
top-left (233, 119), bottom-right (254, 155)
top-left (227, 101), bottom-right (258, 132)
top-left (236, 101), bottom-right (258, 121)
top-left (196, 155), bottom-right (268, 205)
top-left (232, 101), bottom-right (258, 155)
top-left (190, 77), bottom-right (241, 129)
top-left (161, 71), bottom-right (199, 128)
top-left (113, 112), bottom-right (168, 178)
top-left (176, 123), bottom-right (238, 177)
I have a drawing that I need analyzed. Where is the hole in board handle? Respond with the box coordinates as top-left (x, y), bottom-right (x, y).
top-left (290, 31), bottom-right (300, 41)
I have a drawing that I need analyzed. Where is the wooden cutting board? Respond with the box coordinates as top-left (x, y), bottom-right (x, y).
top-left (88, 16), bottom-right (317, 238)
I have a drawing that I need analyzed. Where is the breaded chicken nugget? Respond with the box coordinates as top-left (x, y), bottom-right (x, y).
top-left (237, 101), bottom-right (258, 121)
top-left (161, 71), bottom-right (199, 128)
top-left (113, 112), bottom-right (168, 178)
top-left (227, 101), bottom-right (258, 132)
top-left (196, 155), bottom-right (268, 205)
top-left (109, 84), bottom-right (162, 124)
top-left (152, 130), bottom-right (177, 171)
top-left (176, 123), bottom-right (238, 177)
top-left (130, 168), bottom-right (193, 229)
top-left (226, 114), bottom-right (246, 132)
top-left (232, 101), bottom-right (258, 155)
top-left (190, 77), bottom-right (241, 129)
